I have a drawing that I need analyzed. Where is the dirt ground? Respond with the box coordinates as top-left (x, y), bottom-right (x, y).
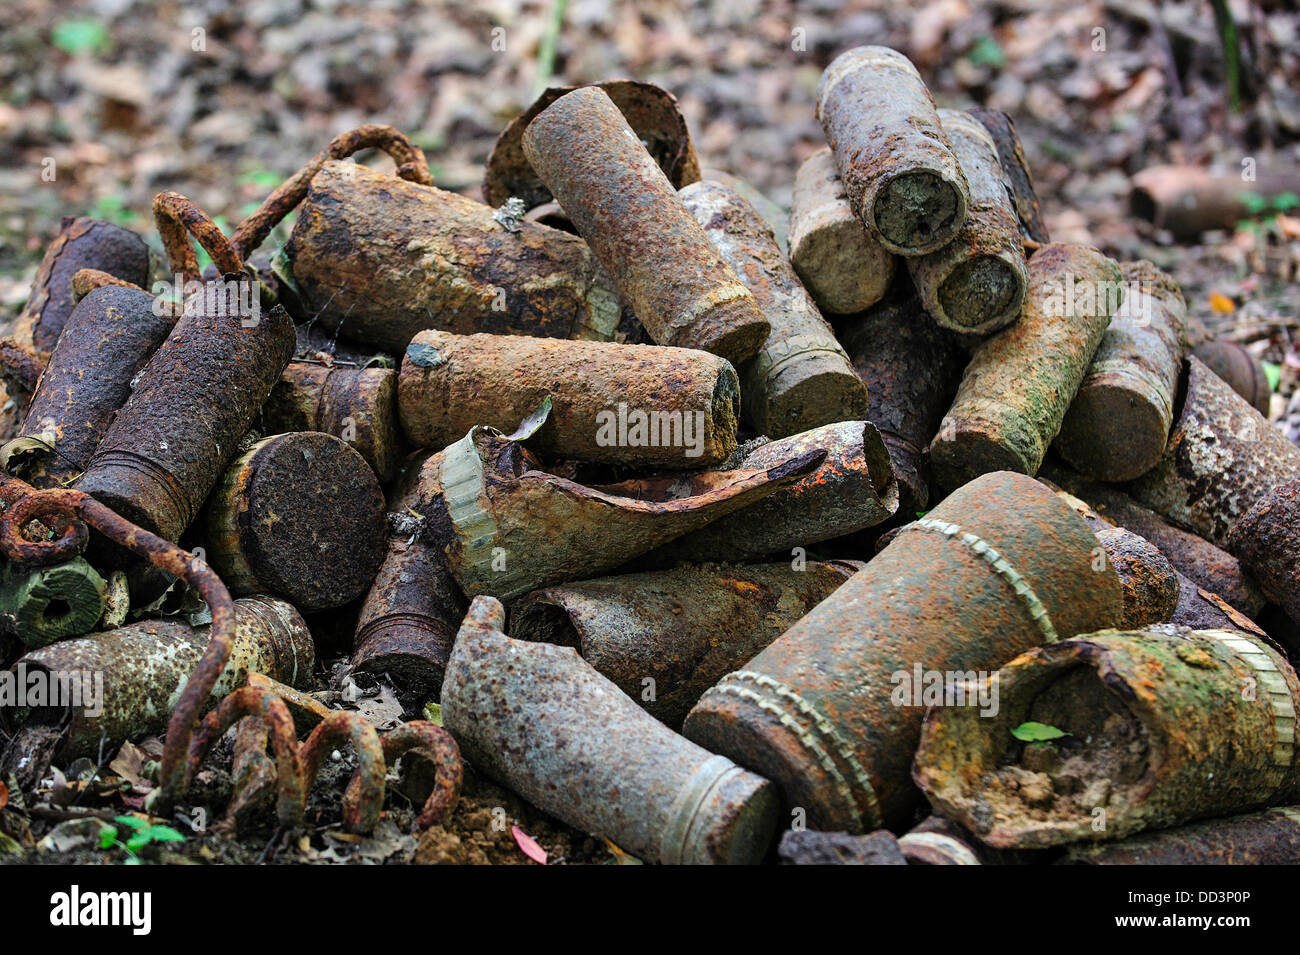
top-left (1, 0), bottom-right (1299, 864)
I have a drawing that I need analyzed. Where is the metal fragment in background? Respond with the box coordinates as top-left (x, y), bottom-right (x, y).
top-left (683, 471), bottom-right (1123, 833)
top-left (510, 560), bottom-right (861, 726)
top-left (650, 421), bottom-right (897, 563)
top-left (442, 596), bottom-right (780, 864)
top-left (522, 86), bottom-right (770, 365)
top-left (930, 243), bottom-right (1121, 491)
top-left (1056, 261), bottom-right (1188, 481)
top-left (1127, 356), bottom-right (1300, 548)
top-left (1192, 338), bottom-right (1272, 415)
top-left (817, 47), bottom-right (969, 255)
top-left (680, 179), bottom-right (868, 438)
top-left (907, 110), bottom-right (1028, 335)
top-left (204, 432), bottom-right (386, 611)
top-left (1228, 479), bottom-right (1300, 627)
top-left (397, 330), bottom-right (740, 468)
top-left (787, 148), bottom-right (895, 316)
top-left (285, 162), bottom-right (623, 353)
top-left (915, 626), bottom-right (1300, 847)
top-left (1059, 807), bottom-right (1300, 865)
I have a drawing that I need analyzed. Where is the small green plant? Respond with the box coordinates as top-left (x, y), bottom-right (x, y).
top-left (89, 194), bottom-right (139, 227)
top-left (1011, 721), bottom-right (1069, 742)
top-left (52, 19), bottom-right (111, 56)
top-left (966, 35), bottom-right (1006, 70)
top-left (99, 815), bottom-right (186, 864)
top-left (1237, 191), bottom-right (1300, 235)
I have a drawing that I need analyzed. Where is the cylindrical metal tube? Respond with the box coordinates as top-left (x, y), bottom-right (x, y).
top-left (0, 557), bottom-right (107, 650)
top-left (442, 596), bottom-right (781, 864)
top-left (929, 243), bottom-right (1121, 491)
top-left (285, 161), bottom-right (623, 353)
top-left (1059, 806), bottom-right (1300, 865)
top-left (839, 279), bottom-right (966, 514)
top-left (4, 596), bottom-right (314, 760)
top-left (816, 47), bottom-right (969, 255)
top-left (521, 86), bottom-right (771, 365)
top-left (75, 293), bottom-right (296, 544)
top-left (9, 286), bottom-right (174, 488)
top-left (1228, 479), bottom-right (1300, 626)
top-left (679, 180), bottom-right (868, 438)
top-left (914, 626), bottom-right (1300, 847)
top-left (510, 560), bottom-right (860, 727)
top-left (966, 108), bottom-right (1049, 243)
top-left (1127, 356), bottom-right (1300, 547)
top-left (203, 432), bottom-right (387, 611)
top-left (1056, 261), bottom-right (1187, 481)
top-left (907, 110), bottom-right (1028, 335)
top-left (788, 148), bottom-right (895, 316)
top-left (261, 362), bottom-right (402, 484)
top-left (649, 421), bottom-right (898, 562)
top-left (1192, 338), bottom-right (1271, 415)
top-left (682, 471), bottom-right (1124, 832)
top-left (397, 330), bottom-right (740, 468)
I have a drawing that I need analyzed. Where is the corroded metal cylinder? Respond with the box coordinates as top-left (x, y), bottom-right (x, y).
top-left (651, 421), bottom-right (898, 562)
top-left (397, 330), bottom-right (739, 468)
top-left (285, 162), bottom-right (622, 353)
top-left (788, 148), bottom-right (895, 316)
top-left (12, 217), bottom-right (151, 355)
top-left (262, 361), bottom-right (402, 484)
top-left (4, 596), bottom-right (314, 760)
top-left (0, 557), bottom-right (107, 650)
top-left (510, 560), bottom-right (860, 727)
top-left (430, 419), bottom-right (821, 600)
top-left (967, 108), bottom-right (1049, 243)
top-left (521, 86), bottom-right (771, 365)
top-left (1059, 806), bottom-right (1300, 865)
top-left (839, 279), bottom-right (966, 513)
top-left (929, 244), bottom-right (1121, 491)
top-left (75, 293), bottom-right (295, 544)
top-left (442, 596), bottom-right (780, 864)
top-left (7, 286), bottom-right (174, 488)
top-left (914, 626), bottom-right (1300, 847)
top-left (1228, 479), bottom-right (1300, 626)
top-left (1127, 356), bottom-right (1300, 547)
top-left (683, 471), bottom-right (1124, 832)
top-left (204, 432), bottom-right (387, 611)
top-left (1192, 338), bottom-right (1271, 415)
top-left (679, 179), bottom-right (868, 438)
top-left (816, 47), bottom-right (969, 256)
top-left (1056, 261), bottom-right (1187, 482)
top-left (906, 110), bottom-right (1028, 335)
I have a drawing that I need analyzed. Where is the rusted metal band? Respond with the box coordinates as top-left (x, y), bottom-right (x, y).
top-left (668, 284), bottom-right (752, 340)
top-left (753, 333), bottom-right (853, 380)
top-left (84, 449), bottom-right (193, 532)
top-left (898, 831), bottom-right (981, 864)
top-left (907, 517), bottom-right (1060, 645)
top-left (705, 669), bottom-right (883, 830)
top-left (1201, 630), bottom-right (1297, 779)
top-left (240, 595), bottom-right (308, 688)
top-left (816, 46), bottom-right (921, 116)
top-left (660, 754), bottom-right (744, 865)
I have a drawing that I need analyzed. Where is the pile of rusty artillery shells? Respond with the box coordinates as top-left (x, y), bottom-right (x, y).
top-left (3, 46), bottom-right (1300, 867)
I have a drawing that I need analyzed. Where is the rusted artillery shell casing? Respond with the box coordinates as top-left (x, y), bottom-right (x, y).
top-left (1130, 164), bottom-right (1300, 240)
top-left (5, 596), bottom-right (313, 760)
top-left (14, 217), bottom-right (151, 354)
top-left (966, 108), bottom-right (1049, 244)
top-left (1042, 461), bottom-right (1265, 616)
top-left (1228, 479), bottom-right (1300, 626)
top-left (75, 297), bottom-right (295, 544)
top-left (816, 47), bottom-right (969, 256)
top-left (442, 596), bottom-right (780, 864)
top-left (432, 419), bottom-right (822, 601)
top-left (699, 169), bottom-right (789, 254)
top-left (1127, 356), bottom-right (1300, 547)
top-left (397, 330), bottom-right (739, 468)
top-left (788, 148), bottom-right (895, 316)
top-left (262, 362), bottom-right (402, 483)
top-left (1056, 261), bottom-right (1188, 482)
top-left (914, 627), bottom-right (1300, 847)
top-left (898, 815), bottom-right (1041, 865)
top-left (839, 280), bottom-right (966, 513)
top-left (683, 471), bottom-right (1124, 832)
top-left (679, 180), bottom-right (868, 438)
top-left (907, 111), bottom-right (1028, 335)
top-left (10, 286), bottom-right (174, 488)
top-left (1171, 572), bottom-right (1252, 632)
top-left (521, 86), bottom-right (770, 365)
top-left (653, 421), bottom-right (898, 562)
top-left (0, 557), bottom-right (107, 650)
top-left (1059, 806), bottom-right (1300, 865)
top-left (285, 162), bottom-right (623, 353)
top-left (204, 432), bottom-right (386, 611)
top-left (1192, 337), bottom-right (1272, 415)
top-left (510, 561), bottom-right (858, 727)
top-left (930, 244), bottom-right (1121, 491)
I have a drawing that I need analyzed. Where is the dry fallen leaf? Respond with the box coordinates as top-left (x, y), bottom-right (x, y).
top-left (0, 780), bottom-right (8, 811)
top-left (1208, 290), bottom-right (1236, 315)
top-left (512, 824), bottom-right (547, 865)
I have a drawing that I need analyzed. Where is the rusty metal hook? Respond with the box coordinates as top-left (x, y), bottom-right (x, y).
top-left (153, 192), bottom-right (245, 286)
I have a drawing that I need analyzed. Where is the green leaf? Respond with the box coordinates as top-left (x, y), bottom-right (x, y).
top-left (1012, 721), bottom-right (1069, 742)
top-left (99, 827), bottom-right (118, 850)
top-left (1240, 192), bottom-right (1268, 215)
top-left (1263, 361), bottom-right (1281, 393)
top-left (125, 832), bottom-right (150, 852)
top-left (1272, 192), bottom-right (1300, 212)
top-left (113, 815), bottom-right (149, 831)
top-left (240, 169), bottom-right (283, 190)
top-left (52, 19), bottom-right (110, 55)
top-left (967, 35), bottom-right (1007, 69)
top-left (145, 825), bottom-right (186, 844)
